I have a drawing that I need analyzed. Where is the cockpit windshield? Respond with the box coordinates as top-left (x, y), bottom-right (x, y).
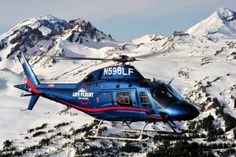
top-left (167, 86), bottom-right (186, 101)
top-left (152, 85), bottom-right (183, 107)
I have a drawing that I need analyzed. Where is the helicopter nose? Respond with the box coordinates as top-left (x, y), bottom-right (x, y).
top-left (188, 104), bottom-right (199, 120)
top-left (181, 102), bottom-right (199, 120)
top-left (167, 102), bottom-right (199, 121)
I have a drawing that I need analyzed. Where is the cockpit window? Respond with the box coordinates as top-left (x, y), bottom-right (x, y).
top-left (152, 86), bottom-right (178, 107)
top-left (140, 92), bottom-right (152, 108)
top-left (167, 86), bottom-right (185, 101)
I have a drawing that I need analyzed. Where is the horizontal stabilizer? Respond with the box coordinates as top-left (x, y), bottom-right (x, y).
top-left (20, 93), bottom-right (35, 97)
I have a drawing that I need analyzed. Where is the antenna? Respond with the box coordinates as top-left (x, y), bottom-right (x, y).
top-left (168, 77), bottom-right (174, 85)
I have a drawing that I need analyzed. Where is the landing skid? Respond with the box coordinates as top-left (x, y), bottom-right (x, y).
top-left (87, 135), bottom-right (149, 142)
top-left (84, 120), bottom-right (187, 142)
top-left (85, 120), bottom-right (149, 142)
top-left (124, 129), bottom-right (187, 135)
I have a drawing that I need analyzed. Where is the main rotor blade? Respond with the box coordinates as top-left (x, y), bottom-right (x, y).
top-left (53, 56), bottom-right (114, 61)
top-left (26, 54), bottom-right (141, 62)
top-left (25, 53), bottom-right (213, 62)
top-left (26, 54), bottom-right (114, 61)
top-left (135, 55), bottom-right (214, 60)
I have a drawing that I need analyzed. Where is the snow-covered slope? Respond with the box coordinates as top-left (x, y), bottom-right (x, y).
top-left (187, 7), bottom-right (236, 38)
top-left (0, 8), bottom-right (236, 157)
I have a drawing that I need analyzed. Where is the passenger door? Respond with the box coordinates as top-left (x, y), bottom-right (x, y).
top-left (114, 90), bottom-right (139, 119)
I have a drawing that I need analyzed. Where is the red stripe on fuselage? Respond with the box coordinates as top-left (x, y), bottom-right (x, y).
top-left (26, 78), bottom-right (39, 94)
top-left (148, 115), bottom-right (163, 120)
top-left (53, 98), bottom-right (149, 113)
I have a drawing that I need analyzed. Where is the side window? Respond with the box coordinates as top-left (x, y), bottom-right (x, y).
top-left (116, 92), bottom-right (132, 106)
top-left (84, 74), bottom-right (93, 83)
top-left (140, 92), bottom-right (152, 108)
top-left (96, 92), bottom-right (114, 107)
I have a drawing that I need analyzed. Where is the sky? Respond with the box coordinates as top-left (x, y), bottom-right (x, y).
top-left (0, 0), bottom-right (236, 41)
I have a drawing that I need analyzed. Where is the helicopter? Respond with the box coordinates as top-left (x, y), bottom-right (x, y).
top-left (15, 53), bottom-right (199, 141)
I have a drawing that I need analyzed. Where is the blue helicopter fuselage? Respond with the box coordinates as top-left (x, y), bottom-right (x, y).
top-left (15, 54), bottom-right (199, 122)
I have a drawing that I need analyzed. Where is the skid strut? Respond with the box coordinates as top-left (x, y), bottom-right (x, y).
top-left (165, 121), bottom-right (187, 133)
top-left (125, 120), bottom-right (187, 135)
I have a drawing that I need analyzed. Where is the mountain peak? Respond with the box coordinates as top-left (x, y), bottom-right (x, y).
top-left (216, 7), bottom-right (236, 21)
top-left (0, 15), bottom-right (67, 40)
top-left (186, 7), bottom-right (236, 38)
top-left (16, 15), bottom-right (66, 28)
top-left (38, 14), bottom-right (64, 21)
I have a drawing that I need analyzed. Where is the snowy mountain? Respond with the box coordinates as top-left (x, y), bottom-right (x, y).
top-left (0, 8), bottom-right (236, 157)
top-left (0, 15), bottom-right (120, 82)
top-left (0, 15), bottom-right (118, 72)
top-left (0, 15), bottom-right (66, 58)
top-left (187, 7), bottom-right (236, 38)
